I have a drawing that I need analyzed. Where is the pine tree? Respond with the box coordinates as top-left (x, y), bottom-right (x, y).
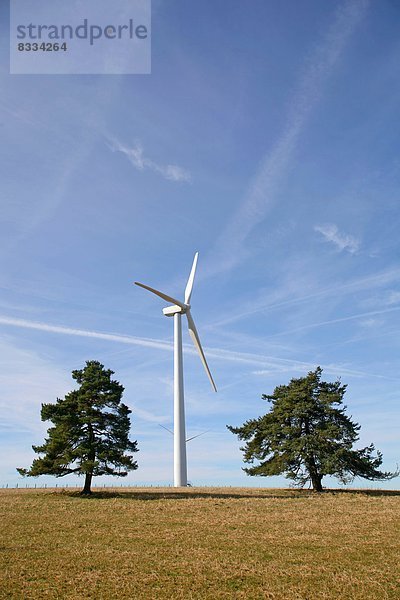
top-left (17, 360), bottom-right (138, 494)
top-left (227, 367), bottom-right (397, 491)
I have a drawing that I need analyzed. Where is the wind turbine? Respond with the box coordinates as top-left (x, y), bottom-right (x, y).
top-left (135, 252), bottom-right (217, 487)
top-left (159, 423), bottom-right (211, 443)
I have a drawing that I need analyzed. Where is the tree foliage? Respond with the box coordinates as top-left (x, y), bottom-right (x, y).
top-left (17, 360), bottom-right (138, 494)
top-left (227, 367), bottom-right (397, 491)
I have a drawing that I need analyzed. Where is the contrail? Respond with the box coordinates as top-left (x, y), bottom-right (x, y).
top-left (1, 314), bottom-right (398, 382)
top-left (0, 316), bottom-right (172, 352)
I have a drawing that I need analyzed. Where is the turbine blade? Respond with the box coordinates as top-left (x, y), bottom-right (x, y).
top-left (161, 423), bottom-right (209, 443)
top-left (184, 252), bottom-right (198, 305)
top-left (135, 282), bottom-right (186, 310)
top-left (186, 430), bottom-right (210, 443)
top-left (186, 311), bottom-right (217, 392)
top-left (159, 424), bottom-right (174, 436)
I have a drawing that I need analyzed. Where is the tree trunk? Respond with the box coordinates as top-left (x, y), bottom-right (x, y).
top-left (81, 422), bottom-right (95, 495)
top-left (303, 419), bottom-right (323, 492)
top-left (305, 451), bottom-right (323, 491)
top-left (82, 472), bottom-right (92, 495)
top-left (310, 472), bottom-right (323, 492)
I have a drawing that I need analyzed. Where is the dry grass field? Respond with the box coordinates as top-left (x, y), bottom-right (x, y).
top-left (1, 487), bottom-right (399, 599)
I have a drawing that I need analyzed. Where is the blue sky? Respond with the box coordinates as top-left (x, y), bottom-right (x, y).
top-left (0, 0), bottom-right (399, 489)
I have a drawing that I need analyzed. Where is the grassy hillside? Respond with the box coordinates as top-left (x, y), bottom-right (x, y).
top-left (1, 487), bottom-right (399, 599)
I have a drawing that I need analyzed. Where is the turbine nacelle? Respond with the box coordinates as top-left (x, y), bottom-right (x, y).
top-left (163, 304), bottom-right (189, 317)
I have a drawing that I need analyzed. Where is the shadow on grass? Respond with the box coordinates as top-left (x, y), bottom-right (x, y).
top-left (324, 488), bottom-right (400, 497)
top-left (55, 487), bottom-right (400, 501)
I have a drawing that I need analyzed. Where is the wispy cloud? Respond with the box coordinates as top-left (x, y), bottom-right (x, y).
top-left (107, 137), bottom-right (191, 183)
top-left (0, 341), bottom-right (71, 436)
top-left (386, 291), bottom-right (400, 305)
top-left (206, 0), bottom-right (369, 276)
top-left (358, 318), bottom-right (383, 328)
top-left (314, 223), bottom-right (360, 254)
top-left (267, 305), bottom-right (400, 338)
top-left (209, 266), bottom-right (400, 329)
top-left (0, 102), bottom-right (45, 128)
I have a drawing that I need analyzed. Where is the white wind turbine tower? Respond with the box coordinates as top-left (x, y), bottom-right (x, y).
top-left (135, 252), bottom-right (217, 487)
